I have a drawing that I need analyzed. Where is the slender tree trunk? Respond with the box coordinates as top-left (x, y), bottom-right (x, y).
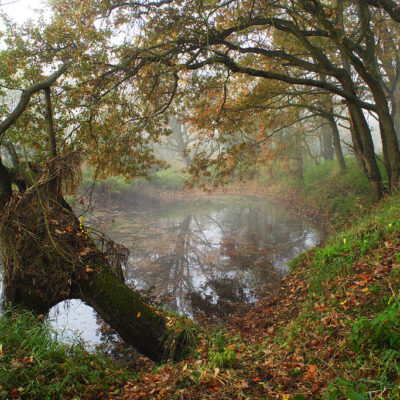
top-left (373, 89), bottom-right (400, 189)
top-left (392, 84), bottom-right (400, 143)
top-left (336, 0), bottom-right (382, 199)
top-left (44, 87), bottom-right (57, 158)
top-left (352, 2), bottom-right (400, 190)
top-left (321, 122), bottom-right (334, 161)
top-left (379, 120), bottom-right (392, 184)
top-left (326, 114), bottom-right (347, 173)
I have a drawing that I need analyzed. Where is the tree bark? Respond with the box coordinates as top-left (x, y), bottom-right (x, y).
top-left (392, 84), bottom-right (400, 143)
top-left (347, 103), bottom-right (383, 202)
top-left (335, 1), bottom-right (382, 199)
top-left (327, 114), bottom-right (347, 173)
top-left (1, 161), bottom-right (194, 362)
top-left (44, 87), bottom-right (57, 158)
top-left (321, 122), bottom-right (334, 161)
top-left (78, 271), bottom-right (167, 361)
top-left (0, 159), bottom-right (12, 209)
top-left (379, 120), bottom-right (392, 184)
top-left (347, 2), bottom-right (400, 190)
top-left (0, 64), bottom-right (186, 362)
top-left (373, 89), bottom-right (400, 189)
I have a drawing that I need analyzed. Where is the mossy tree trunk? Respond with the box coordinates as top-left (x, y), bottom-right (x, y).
top-left (78, 271), bottom-right (166, 361)
top-left (0, 158), bottom-right (193, 362)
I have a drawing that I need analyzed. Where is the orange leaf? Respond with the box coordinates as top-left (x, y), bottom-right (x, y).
top-left (304, 364), bottom-right (319, 380)
top-left (80, 248), bottom-right (91, 256)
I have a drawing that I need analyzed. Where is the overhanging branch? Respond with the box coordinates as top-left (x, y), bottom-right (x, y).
top-left (0, 61), bottom-right (71, 141)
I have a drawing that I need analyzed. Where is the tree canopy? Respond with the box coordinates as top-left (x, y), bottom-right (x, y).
top-left (0, 0), bottom-right (400, 196)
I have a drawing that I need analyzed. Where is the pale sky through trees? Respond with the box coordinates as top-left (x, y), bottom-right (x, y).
top-left (1, 0), bottom-right (44, 23)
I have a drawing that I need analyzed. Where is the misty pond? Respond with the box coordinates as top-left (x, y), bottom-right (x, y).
top-left (49, 194), bottom-right (321, 345)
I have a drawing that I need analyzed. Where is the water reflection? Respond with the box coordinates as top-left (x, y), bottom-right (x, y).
top-left (91, 195), bottom-right (321, 320)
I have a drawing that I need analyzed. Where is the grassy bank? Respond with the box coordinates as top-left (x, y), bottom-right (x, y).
top-left (258, 157), bottom-right (384, 228)
top-left (281, 193), bottom-right (400, 398)
top-left (0, 306), bottom-right (136, 399)
top-left (107, 161), bottom-right (400, 399)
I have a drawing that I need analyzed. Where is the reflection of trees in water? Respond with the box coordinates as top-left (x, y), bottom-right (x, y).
top-left (125, 214), bottom-right (222, 316)
top-left (213, 205), bottom-right (318, 265)
top-left (187, 276), bottom-right (250, 317)
top-left (95, 197), bottom-right (320, 319)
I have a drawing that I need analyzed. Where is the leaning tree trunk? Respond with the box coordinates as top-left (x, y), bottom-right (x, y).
top-left (0, 154), bottom-right (194, 362)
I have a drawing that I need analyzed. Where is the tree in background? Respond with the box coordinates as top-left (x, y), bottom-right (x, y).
top-left (162, 114), bottom-right (196, 167)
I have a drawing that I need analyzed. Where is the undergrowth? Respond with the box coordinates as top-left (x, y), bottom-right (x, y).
top-left (0, 306), bottom-right (135, 399)
top-left (298, 194), bottom-right (400, 292)
top-left (284, 193), bottom-right (400, 399)
top-left (4, 160), bottom-right (399, 399)
top-left (259, 157), bottom-right (386, 226)
top-left (81, 168), bottom-right (185, 198)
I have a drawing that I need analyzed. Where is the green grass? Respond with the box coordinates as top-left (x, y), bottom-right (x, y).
top-left (258, 157), bottom-right (387, 226)
top-left (296, 194), bottom-right (400, 292)
top-left (0, 306), bottom-right (136, 399)
top-left (80, 168), bottom-right (186, 200)
top-left (206, 329), bottom-right (237, 368)
top-left (13, 157), bottom-right (398, 399)
top-left (285, 193), bottom-right (400, 399)
top-left (299, 158), bottom-right (376, 221)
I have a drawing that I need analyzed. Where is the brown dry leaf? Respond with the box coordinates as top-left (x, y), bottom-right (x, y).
top-left (79, 248), bottom-right (91, 256)
top-left (304, 364), bottom-right (319, 380)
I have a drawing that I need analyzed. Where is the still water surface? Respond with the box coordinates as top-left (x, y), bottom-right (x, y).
top-left (49, 195), bottom-right (321, 344)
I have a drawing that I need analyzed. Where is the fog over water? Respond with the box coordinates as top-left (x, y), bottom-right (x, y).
top-left (48, 194), bottom-right (321, 345)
